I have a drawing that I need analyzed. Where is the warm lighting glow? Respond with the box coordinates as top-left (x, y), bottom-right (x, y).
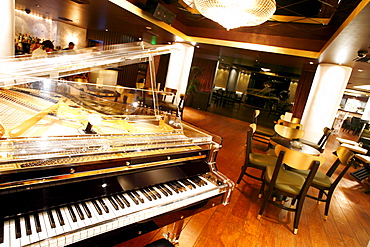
top-left (354, 85), bottom-right (370, 90)
top-left (193, 0), bottom-right (276, 30)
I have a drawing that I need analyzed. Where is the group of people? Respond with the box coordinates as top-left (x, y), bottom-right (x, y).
top-left (31, 41), bottom-right (75, 58)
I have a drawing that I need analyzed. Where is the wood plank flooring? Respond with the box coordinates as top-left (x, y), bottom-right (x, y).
top-left (115, 107), bottom-right (370, 247)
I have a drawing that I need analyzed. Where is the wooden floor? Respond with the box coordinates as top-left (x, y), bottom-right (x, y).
top-left (116, 107), bottom-right (370, 247)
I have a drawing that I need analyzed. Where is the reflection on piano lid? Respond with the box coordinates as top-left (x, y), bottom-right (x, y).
top-left (0, 44), bottom-right (233, 246)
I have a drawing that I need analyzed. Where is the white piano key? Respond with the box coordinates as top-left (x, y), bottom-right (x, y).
top-left (83, 202), bottom-right (102, 237)
top-left (50, 210), bottom-right (65, 236)
top-left (19, 217), bottom-right (31, 246)
top-left (0, 221), bottom-right (10, 247)
top-left (58, 207), bottom-right (77, 244)
top-left (100, 198), bottom-right (118, 232)
top-left (28, 214), bottom-right (40, 245)
top-left (40, 212), bottom-right (57, 238)
top-left (9, 219), bottom-right (21, 247)
top-left (33, 213), bottom-right (48, 244)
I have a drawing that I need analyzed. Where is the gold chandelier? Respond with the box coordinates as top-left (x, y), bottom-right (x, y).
top-left (193, 0), bottom-right (276, 30)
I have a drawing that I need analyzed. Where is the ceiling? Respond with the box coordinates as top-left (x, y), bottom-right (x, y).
top-left (14, 0), bottom-right (370, 94)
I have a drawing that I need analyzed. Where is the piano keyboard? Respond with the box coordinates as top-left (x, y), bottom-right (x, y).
top-left (0, 175), bottom-right (224, 247)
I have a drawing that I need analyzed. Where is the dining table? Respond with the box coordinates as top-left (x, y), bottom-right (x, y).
top-left (270, 137), bottom-right (321, 156)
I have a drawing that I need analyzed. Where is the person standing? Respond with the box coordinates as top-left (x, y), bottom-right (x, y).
top-left (63, 42), bottom-right (75, 50)
top-left (31, 40), bottom-right (54, 58)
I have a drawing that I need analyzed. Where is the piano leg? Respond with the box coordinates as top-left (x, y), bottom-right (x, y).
top-left (163, 218), bottom-right (184, 245)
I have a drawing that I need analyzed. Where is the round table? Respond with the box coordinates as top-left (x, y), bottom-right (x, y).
top-left (270, 137), bottom-right (321, 156)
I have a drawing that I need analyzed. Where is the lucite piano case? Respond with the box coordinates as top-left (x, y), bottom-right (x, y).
top-left (0, 43), bottom-right (234, 247)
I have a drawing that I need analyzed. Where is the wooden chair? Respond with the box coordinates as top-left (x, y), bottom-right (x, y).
top-left (292, 146), bottom-right (354, 220)
top-left (163, 87), bottom-right (177, 104)
top-left (274, 124), bottom-right (305, 140)
top-left (277, 119), bottom-right (303, 129)
top-left (300, 127), bottom-right (332, 152)
top-left (236, 124), bottom-right (278, 195)
top-left (257, 145), bottom-right (325, 234)
top-left (279, 115), bottom-right (301, 124)
top-left (252, 110), bottom-right (275, 144)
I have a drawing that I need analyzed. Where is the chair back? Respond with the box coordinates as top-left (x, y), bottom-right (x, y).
top-left (249, 123), bottom-right (257, 133)
top-left (253, 110), bottom-right (260, 124)
top-left (244, 126), bottom-right (254, 165)
top-left (275, 145), bottom-right (325, 170)
top-left (277, 119), bottom-right (303, 129)
top-left (274, 124), bottom-right (305, 139)
top-left (291, 117), bottom-right (301, 124)
top-left (163, 87), bottom-right (178, 103)
top-left (317, 127), bottom-right (332, 149)
top-left (326, 146), bottom-right (354, 180)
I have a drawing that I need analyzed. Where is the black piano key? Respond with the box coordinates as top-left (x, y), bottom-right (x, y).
top-left (98, 199), bottom-right (109, 213)
top-left (159, 184), bottom-right (172, 195)
top-left (67, 205), bottom-right (77, 222)
top-left (81, 202), bottom-right (92, 218)
top-left (140, 189), bottom-right (152, 201)
top-left (92, 200), bottom-right (103, 215)
top-left (181, 179), bottom-right (196, 189)
top-left (167, 182), bottom-right (179, 193)
top-left (0, 220), bottom-right (4, 243)
top-left (33, 213), bottom-right (42, 233)
top-left (173, 181), bottom-right (184, 192)
top-left (24, 215), bottom-right (32, 235)
top-left (118, 194), bottom-right (131, 207)
top-left (47, 210), bottom-right (56, 228)
top-left (149, 187), bottom-right (161, 199)
top-left (132, 191), bottom-right (145, 203)
top-left (15, 217), bottom-right (21, 239)
top-left (107, 196), bottom-right (119, 210)
top-left (127, 192), bottom-right (139, 205)
top-left (146, 188), bottom-right (157, 200)
top-left (113, 195), bottom-right (125, 209)
top-left (74, 204), bottom-right (85, 220)
top-left (55, 208), bottom-right (65, 226)
top-left (174, 181), bottom-right (187, 192)
top-left (156, 185), bottom-right (168, 196)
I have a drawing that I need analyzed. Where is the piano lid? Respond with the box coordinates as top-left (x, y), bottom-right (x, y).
top-left (0, 42), bottom-right (220, 174)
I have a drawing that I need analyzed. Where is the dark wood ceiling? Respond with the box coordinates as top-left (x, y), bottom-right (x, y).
top-left (14, 0), bottom-right (370, 92)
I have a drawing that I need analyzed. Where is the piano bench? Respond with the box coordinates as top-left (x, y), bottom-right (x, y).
top-left (144, 238), bottom-right (175, 247)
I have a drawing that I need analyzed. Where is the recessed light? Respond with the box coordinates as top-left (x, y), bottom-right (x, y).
top-left (358, 69), bottom-right (363, 72)
top-left (196, 45), bottom-right (200, 48)
top-left (146, 26), bottom-right (152, 30)
top-left (105, 28), bottom-right (108, 31)
top-left (309, 62), bottom-right (313, 64)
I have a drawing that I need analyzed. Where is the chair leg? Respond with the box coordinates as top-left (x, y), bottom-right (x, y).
top-left (258, 170), bottom-right (266, 198)
top-left (293, 198), bottom-right (305, 234)
top-left (257, 182), bottom-right (274, 219)
top-left (317, 190), bottom-right (324, 204)
top-left (236, 165), bottom-right (248, 185)
top-left (323, 191), bottom-right (333, 220)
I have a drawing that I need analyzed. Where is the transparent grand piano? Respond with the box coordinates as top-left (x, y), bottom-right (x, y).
top-left (0, 43), bottom-right (234, 247)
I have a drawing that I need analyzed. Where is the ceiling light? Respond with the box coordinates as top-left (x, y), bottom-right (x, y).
top-left (146, 26), bottom-right (152, 30)
top-left (261, 68), bottom-right (271, 72)
top-left (309, 62), bottom-right (314, 64)
top-left (193, 0), bottom-right (276, 30)
top-left (358, 69), bottom-right (363, 72)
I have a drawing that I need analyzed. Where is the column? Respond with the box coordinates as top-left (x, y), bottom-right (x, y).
top-left (301, 63), bottom-right (352, 142)
top-left (165, 42), bottom-right (195, 101)
top-left (226, 66), bottom-right (239, 91)
top-left (361, 97), bottom-right (370, 121)
top-left (0, 0), bottom-right (15, 57)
